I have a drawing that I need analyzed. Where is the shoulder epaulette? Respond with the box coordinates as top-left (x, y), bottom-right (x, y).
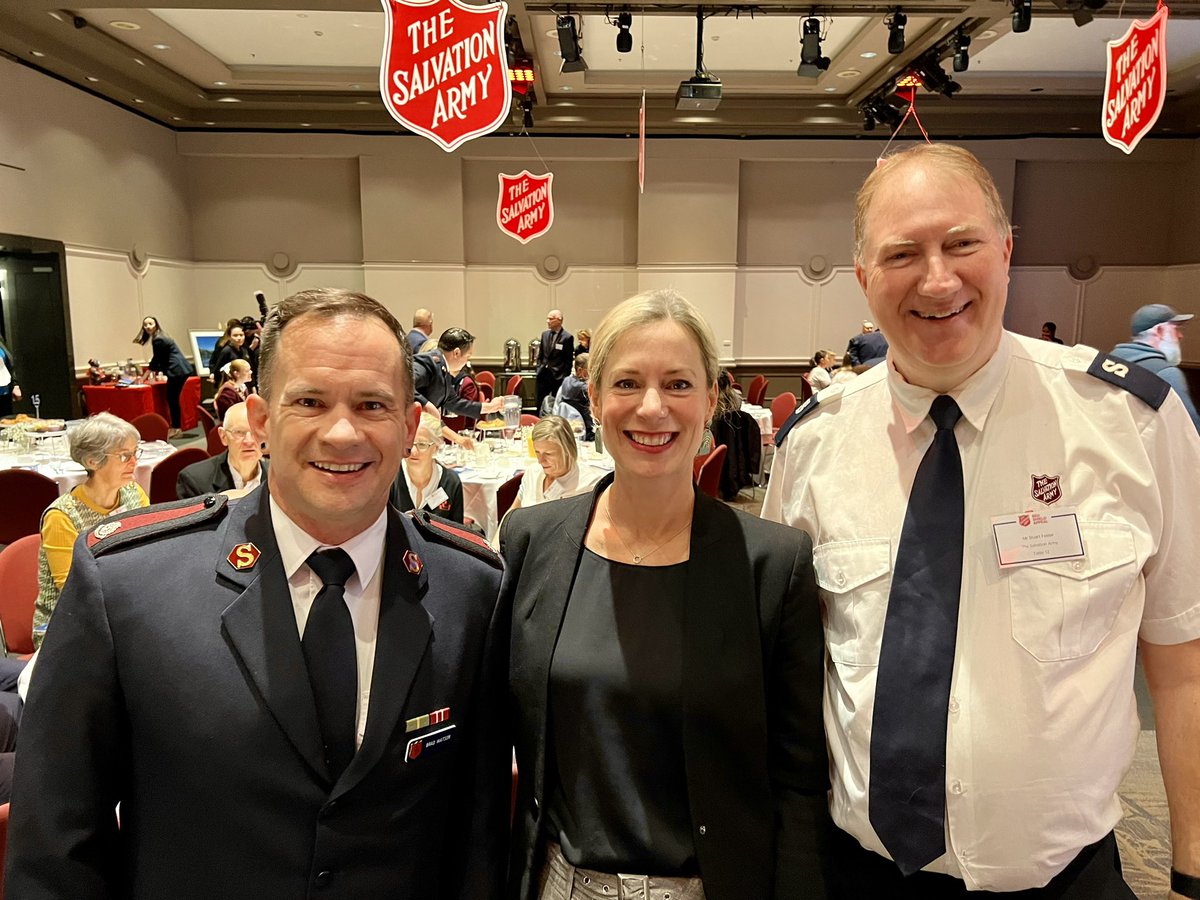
top-left (410, 509), bottom-right (502, 569)
top-left (774, 384), bottom-right (844, 447)
top-left (86, 494), bottom-right (229, 556)
top-left (1084, 351), bottom-right (1170, 411)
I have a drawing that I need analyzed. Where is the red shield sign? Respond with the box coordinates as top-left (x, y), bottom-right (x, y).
top-left (497, 170), bottom-right (554, 244)
top-left (1102, 4), bottom-right (1169, 155)
top-left (380, 0), bottom-right (511, 152)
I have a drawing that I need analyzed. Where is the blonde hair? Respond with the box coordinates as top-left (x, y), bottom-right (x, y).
top-left (416, 412), bottom-right (442, 439)
top-left (589, 289), bottom-right (719, 392)
top-left (853, 143), bottom-right (1011, 263)
top-left (530, 415), bottom-right (578, 470)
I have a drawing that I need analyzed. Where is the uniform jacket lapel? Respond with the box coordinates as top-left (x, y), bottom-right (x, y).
top-left (217, 487), bottom-right (328, 780)
top-left (336, 509), bottom-right (432, 797)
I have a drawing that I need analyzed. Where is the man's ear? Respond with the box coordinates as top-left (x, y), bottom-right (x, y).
top-left (403, 402), bottom-right (421, 456)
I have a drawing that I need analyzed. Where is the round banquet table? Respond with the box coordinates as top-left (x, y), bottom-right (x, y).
top-left (0, 438), bottom-right (177, 497)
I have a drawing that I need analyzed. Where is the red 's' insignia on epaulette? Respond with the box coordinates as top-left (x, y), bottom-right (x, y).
top-left (227, 542), bottom-right (261, 571)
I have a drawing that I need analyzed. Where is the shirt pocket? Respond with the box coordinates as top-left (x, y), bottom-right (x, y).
top-left (813, 539), bottom-right (892, 667)
top-left (1008, 522), bottom-right (1138, 662)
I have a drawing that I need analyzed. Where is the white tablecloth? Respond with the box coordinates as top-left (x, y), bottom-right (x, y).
top-left (740, 404), bottom-right (773, 436)
top-left (0, 440), bottom-right (175, 497)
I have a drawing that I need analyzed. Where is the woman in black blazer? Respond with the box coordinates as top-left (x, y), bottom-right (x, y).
top-left (133, 315), bottom-right (195, 434)
top-left (500, 289), bottom-right (831, 900)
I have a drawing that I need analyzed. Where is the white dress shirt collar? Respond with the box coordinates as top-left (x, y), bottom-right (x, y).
top-left (268, 495), bottom-right (387, 590)
top-left (402, 459), bottom-right (444, 510)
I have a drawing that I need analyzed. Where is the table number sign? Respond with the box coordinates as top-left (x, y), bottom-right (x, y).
top-left (497, 170), bottom-right (554, 243)
top-left (1102, 2), bottom-right (1168, 155)
top-left (379, 0), bottom-right (511, 152)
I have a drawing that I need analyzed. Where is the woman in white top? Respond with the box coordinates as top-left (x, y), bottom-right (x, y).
top-left (512, 415), bottom-right (605, 511)
top-left (389, 413), bottom-right (464, 522)
top-left (808, 349), bottom-right (836, 391)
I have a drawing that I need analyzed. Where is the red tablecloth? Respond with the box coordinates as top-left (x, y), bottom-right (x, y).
top-left (83, 383), bottom-right (168, 422)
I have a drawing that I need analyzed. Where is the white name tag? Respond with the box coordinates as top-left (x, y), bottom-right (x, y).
top-left (555, 342), bottom-right (563, 351)
top-left (991, 507), bottom-right (1085, 569)
top-left (423, 487), bottom-right (449, 510)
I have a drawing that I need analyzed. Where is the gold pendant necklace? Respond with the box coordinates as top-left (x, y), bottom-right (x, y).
top-left (603, 497), bottom-right (692, 565)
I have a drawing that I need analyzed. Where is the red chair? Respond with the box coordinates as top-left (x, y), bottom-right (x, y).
top-left (696, 444), bottom-right (727, 499)
top-left (505, 374), bottom-right (523, 397)
top-left (747, 375), bottom-right (768, 407)
top-left (770, 391), bottom-right (798, 430)
top-left (0, 469), bottom-right (59, 545)
top-left (149, 447), bottom-right (211, 505)
top-left (520, 414), bottom-right (540, 427)
top-left (130, 412), bottom-right (170, 443)
top-left (206, 426), bottom-right (227, 457)
top-left (496, 471), bottom-right (524, 524)
top-left (476, 371), bottom-right (496, 392)
top-left (800, 373), bottom-right (814, 402)
top-left (196, 405), bottom-right (217, 436)
top-left (0, 534), bottom-right (40, 657)
top-left (477, 382), bottom-right (494, 402)
top-left (178, 376), bottom-right (202, 432)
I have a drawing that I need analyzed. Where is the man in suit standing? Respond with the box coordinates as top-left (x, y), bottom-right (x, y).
top-left (176, 401), bottom-right (267, 498)
top-left (408, 307), bottom-right (434, 355)
top-left (844, 320), bottom-right (889, 367)
top-left (535, 309), bottom-right (573, 413)
top-left (7, 288), bottom-right (510, 900)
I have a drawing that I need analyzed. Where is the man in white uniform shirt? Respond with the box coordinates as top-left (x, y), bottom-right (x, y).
top-left (763, 144), bottom-right (1200, 899)
top-left (8, 288), bottom-right (510, 899)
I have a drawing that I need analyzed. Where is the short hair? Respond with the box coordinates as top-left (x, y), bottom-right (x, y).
top-left (530, 415), bottom-right (578, 469)
top-left (576, 328), bottom-right (591, 343)
top-left (70, 412), bottom-right (139, 476)
top-left (589, 289), bottom-right (720, 392)
top-left (1042, 321), bottom-right (1058, 334)
top-left (853, 143), bottom-right (1011, 263)
top-left (257, 288), bottom-right (410, 402)
top-left (437, 327), bottom-right (476, 354)
top-left (221, 401), bottom-right (249, 427)
top-left (413, 308), bottom-right (433, 329)
top-left (573, 352), bottom-right (589, 374)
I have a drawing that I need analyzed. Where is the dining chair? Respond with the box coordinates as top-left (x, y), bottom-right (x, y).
top-left (747, 375), bottom-right (769, 407)
top-left (800, 372), bottom-right (814, 402)
top-left (130, 412), bottom-right (170, 443)
top-left (178, 376), bottom-right (202, 432)
top-left (476, 371), bottom-right (496, 391)
top-left (206, 426), bottom-right (227, 457)
top-left (770, 391), bottom-right (798, 430)
top-left (496, 471), bottom-right (524, 524)
top-left (519, 414), bottom-right (540, 427)
top-left (0, 469), bottom-right (59, 546)
top-left (506, 374), bottom-right (523, 397)
top-left (196, 405), bottom-right (217, 437)
top-left (0, 534), bottom-right (40, 658)
top-left (477, 382), bottom-right (494, 402)
top-left (149, 447), bottom-right (211, 505)
top-left (696, 444), bottom-right (728, 499)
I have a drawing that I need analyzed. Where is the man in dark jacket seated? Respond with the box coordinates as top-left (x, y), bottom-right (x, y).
top-left (177, 402), bottom-right (267, 498)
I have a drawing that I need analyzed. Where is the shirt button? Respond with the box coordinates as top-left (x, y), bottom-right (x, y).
top-left (836, 570), bottom-right (847, 586)
top-left (948, 698), bottom-right (960, 713)
top-left (1072, 561), bottom-right (1084, 572)
top-left (950, 780), bottom-right (965, 795)
top-left (314, 870), bottom-right (334, 888)
top-left (698, 825), bottom-right (707, 835)
top-left (321, 800), bottom-right (338, 817)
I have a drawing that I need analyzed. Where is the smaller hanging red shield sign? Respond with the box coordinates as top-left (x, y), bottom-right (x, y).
top-left (1102, 4), bottom-right (1169, 155)
top-left (497, 170), bottom-right (554, 244)
top-left (379, 0), bottom-right (511, 152)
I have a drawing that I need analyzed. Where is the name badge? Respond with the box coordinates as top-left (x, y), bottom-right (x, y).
top-left (405, 724), bottom-right (455, 763)
top-left (991, 507), bottom-right (1085, 569)
top-left (423, 487), bottom-right (449, 510)
top-left (555, 342), bottom-right (563, 351)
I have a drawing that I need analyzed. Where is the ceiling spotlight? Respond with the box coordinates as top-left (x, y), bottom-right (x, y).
top-left (863, 112), bottom-right (876, 131)
top-left (886, 9), bottom-right (907, 55)
top-left (556, 14), bottom-right (587, 73)
top-left (797, 17), bottom-right (831, 79)
top-left (615, 11), bottom-right (633, 54)
top-left (1012, 0), bottom-right (1032, 33)
top-left (915, 55), bottom-right (961, 96)
top-left (953, 31), bottom-right (971, 72)
top-left (1067, 0), bottom-right (1108, 26)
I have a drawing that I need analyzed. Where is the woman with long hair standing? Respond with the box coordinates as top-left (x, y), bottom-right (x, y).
top-left (133, 315), bottom-right (195, 437)
top-left (501, 289), bottom-right (831, 900)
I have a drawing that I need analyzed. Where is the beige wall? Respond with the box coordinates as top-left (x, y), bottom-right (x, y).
top-left (4, 58), bottom-right (1200, 371)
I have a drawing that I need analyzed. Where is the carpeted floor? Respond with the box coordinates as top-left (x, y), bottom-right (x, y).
top-left (728, 488), bottom-right (1173, 897)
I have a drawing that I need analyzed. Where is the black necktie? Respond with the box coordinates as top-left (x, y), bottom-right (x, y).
top-left (303, 548), bottom-right (358, 781)
top-left (870, 394), bottom-right (964, 875)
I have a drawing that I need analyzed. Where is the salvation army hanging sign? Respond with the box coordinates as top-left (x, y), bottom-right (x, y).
top-left (380, 0), bottom-right (511, 152)
top-left (497, 171), bottom-right (554, 243)
top-left (1102, 3), bottom-right (1168, 155)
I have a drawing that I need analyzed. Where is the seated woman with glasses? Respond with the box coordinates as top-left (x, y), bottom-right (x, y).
top-left (389, 413), bottom-right (464, 523)
top-left (33, 412), bottom-right (149, 649)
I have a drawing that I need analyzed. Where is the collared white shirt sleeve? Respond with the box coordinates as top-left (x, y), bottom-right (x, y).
top-left (269, 496), bottom-right (388, 750)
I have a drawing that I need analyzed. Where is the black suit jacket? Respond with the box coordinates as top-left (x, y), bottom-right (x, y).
top-left (538, 329), bottom-right (574, 380)
top-left (176, 451), bottom-right (268, 499)
top-left (845, 331), bottom-right (889, 367)
top-left (7, 487), bottom-right (510, 900)
top-left (500, 476), bottom-right (831, 900)
top-left (390, 464), bottom-right (465, 524)
top-left (413, 350), bottom-right (482, 420)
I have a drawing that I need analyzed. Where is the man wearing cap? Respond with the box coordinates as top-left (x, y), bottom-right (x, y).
top-left (1111, 304), bottom-right (1199, 432)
